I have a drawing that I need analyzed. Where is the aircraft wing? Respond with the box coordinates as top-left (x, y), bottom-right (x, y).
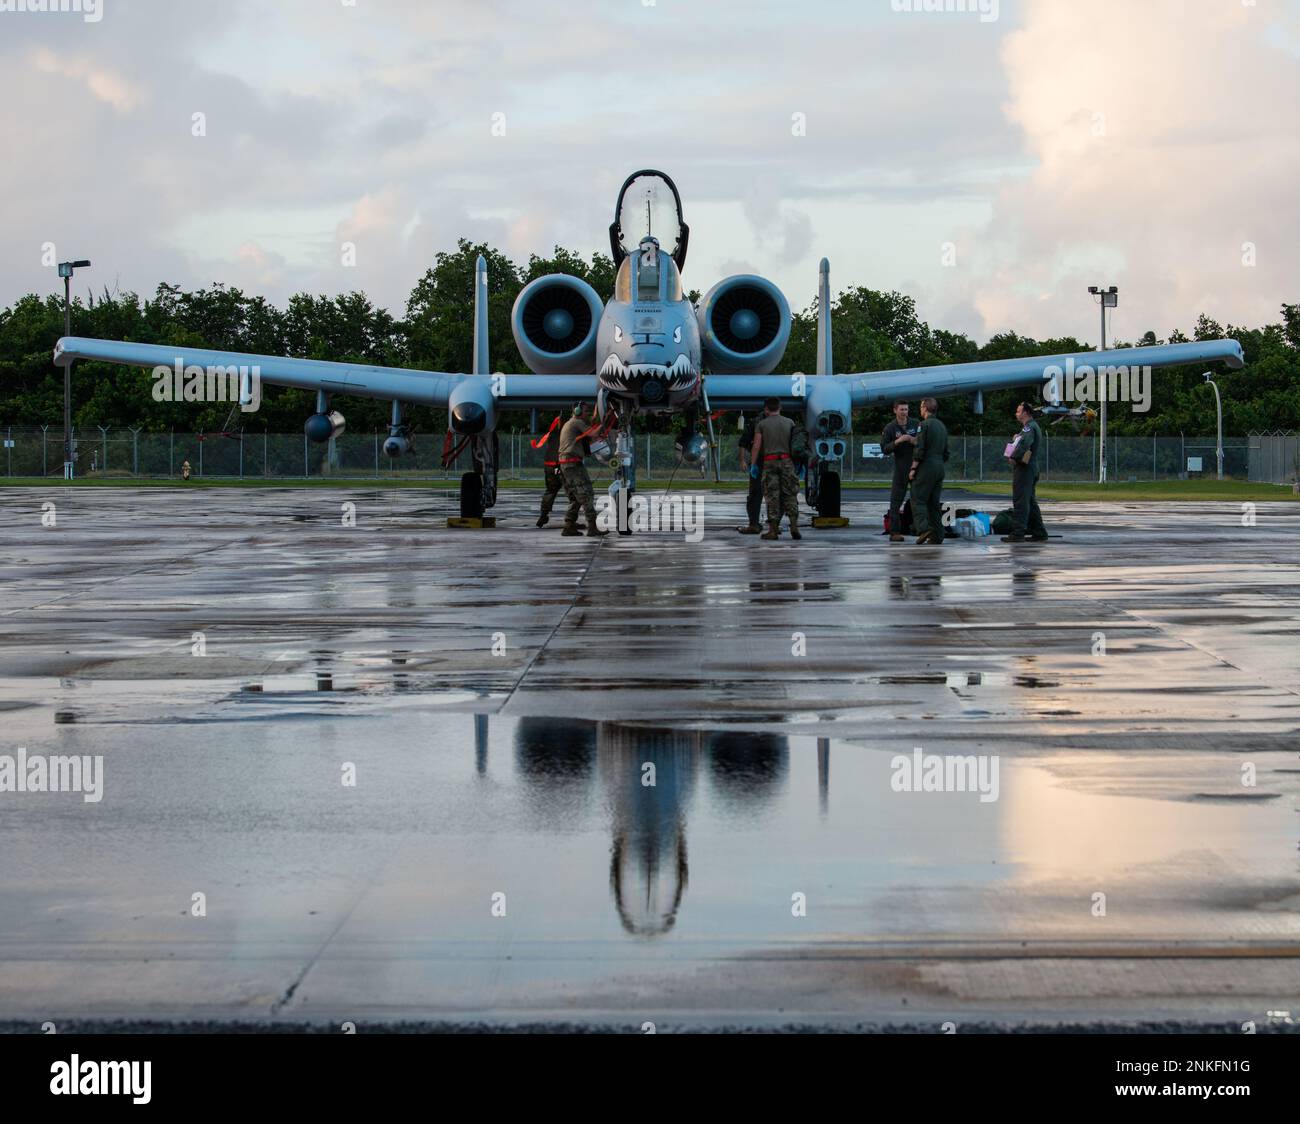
top-left (52, 337), bottom-right (598, 409)
top-left (696, 338), bottom-right (1244, 413)
top-left (840, 338), bottom-right (1244, 407)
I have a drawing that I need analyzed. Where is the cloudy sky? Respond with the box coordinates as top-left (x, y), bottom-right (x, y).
top-left (3, 0), bottom-right (1297, 345)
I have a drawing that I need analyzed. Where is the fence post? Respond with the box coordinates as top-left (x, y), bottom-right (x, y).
top-left (169, 430), bottom-right (174, 477)
top-left (263, 431), bottom-right (268, 477)
top-left (978, 430), bottom-right (983, 482)
top-left (199, 437), bottom-right (203, 477)
top-left (131, 428), bottom-right (139, 476)
top-left (41, 425), bottom-right (48, 477)
top-left (303, 434), bottom-right (308, 479)
top-left (97, 425), bottom-right (109, 474)
top-left (239, 430), bottom-right (244, 479)
top-left (1152, 434), bottom-right (1156, 480)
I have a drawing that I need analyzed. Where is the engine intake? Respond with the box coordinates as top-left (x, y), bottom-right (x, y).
top-left (697, 275), bottom-right (790, 374)
top-left (512, 274), bottom-right (603, 374)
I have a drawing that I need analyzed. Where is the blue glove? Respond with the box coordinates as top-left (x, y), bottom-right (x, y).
top-left (749, 463), bottom-right (760, 480)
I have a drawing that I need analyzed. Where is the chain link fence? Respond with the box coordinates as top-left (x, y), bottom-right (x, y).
top-left (1248, 432), bottom-right (1299, 484)
top-left (0, 425), bottom-right (1257, 483)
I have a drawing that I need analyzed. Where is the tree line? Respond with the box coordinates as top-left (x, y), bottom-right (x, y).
top-left (1, 238), bottom-right (1296, 438)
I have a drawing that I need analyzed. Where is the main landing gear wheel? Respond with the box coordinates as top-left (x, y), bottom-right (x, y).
top-left (816, 470), bottom-right (842, 519)
top-left (460, 472), bottom-right (484, 519)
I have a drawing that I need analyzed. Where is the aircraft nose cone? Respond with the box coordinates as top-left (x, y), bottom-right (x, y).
top-left (543, 308), bottom-right (574, 340)
top-left (729, 308), bottom-right (761, 341)
top-left (451, 402), bottom-right (487, 434)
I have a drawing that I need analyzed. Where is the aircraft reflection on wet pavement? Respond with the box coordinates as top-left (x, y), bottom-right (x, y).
top-left (507, 718), bottom-right (800, 935)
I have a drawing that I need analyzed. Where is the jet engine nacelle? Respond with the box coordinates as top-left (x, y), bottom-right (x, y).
top-left (448, 378), bottom-right (497, 435)
top-left (511, 274), bottom-right (603, 375)
top-left (304, 410), bottom-right (345, 443)
top-left (697, 275), bottom-right (790, 375)
top-left (382, 434), bottom-right (410, 457)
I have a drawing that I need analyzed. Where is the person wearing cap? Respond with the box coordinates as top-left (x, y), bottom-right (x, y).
top-left (558, 403), bottom-right (607, 538)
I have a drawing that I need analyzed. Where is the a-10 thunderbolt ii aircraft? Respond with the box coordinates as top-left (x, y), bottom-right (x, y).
top-left (54, 169), bottom-right (1244, 525)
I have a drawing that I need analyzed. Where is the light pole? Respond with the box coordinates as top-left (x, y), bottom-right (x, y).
top-left (58, 259), bottom-right (92, 479)
top-left (1202, 371), bottom-right (1223, 480)
top-left (1088, 284), bottom-right (1117, 483)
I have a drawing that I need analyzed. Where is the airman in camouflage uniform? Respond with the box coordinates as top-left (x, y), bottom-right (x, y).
top-left (751, 397), bottom-right (802, 541)
top-left (558, 403), bottom-right (606, 537)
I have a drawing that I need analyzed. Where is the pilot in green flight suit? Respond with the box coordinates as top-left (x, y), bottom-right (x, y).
top-left (881, 399), bottom-right (918, 541)
top-left (908, 397), bottom-right (949, 545)
top-left (1004, 400), bottom-right (1048, 543)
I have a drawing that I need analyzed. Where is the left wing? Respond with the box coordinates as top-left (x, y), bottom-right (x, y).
top-left (52, 337), bottom-right (597, 409)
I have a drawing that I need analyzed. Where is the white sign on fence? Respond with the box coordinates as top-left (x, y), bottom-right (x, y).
top-left (1187, 456), bottom-right (1203, 472)
top-left (862, 443), bottom-right (883, 459)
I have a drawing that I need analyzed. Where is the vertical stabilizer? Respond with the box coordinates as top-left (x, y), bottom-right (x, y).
top-left (816, 257), bottom-right (833, 377)
top-left (473, 254), bottom-right (489, 376)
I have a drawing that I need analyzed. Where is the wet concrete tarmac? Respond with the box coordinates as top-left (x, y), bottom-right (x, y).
top-left (0, 486), bottom-right (1297, 1029)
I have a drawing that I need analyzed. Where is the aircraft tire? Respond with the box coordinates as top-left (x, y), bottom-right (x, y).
top-left (817, 470), bottom-right (841, 518)
top-left (460, 471), bottom-right (484, 519)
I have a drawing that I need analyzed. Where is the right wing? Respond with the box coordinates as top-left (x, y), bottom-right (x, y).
top-left (840, 338), bottom-right (1244, 407)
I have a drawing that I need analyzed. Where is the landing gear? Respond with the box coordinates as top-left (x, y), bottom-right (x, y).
top-left (460, 472), bottom-right (484, 519)
top-left (817, 469), bottom-right (841, 518)
top-left (807, 462), bottom-right (842, 518)
top-left (610, 423), bottom-right (636, 535)
top-left (447, 431), bottom-right (499, 519)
